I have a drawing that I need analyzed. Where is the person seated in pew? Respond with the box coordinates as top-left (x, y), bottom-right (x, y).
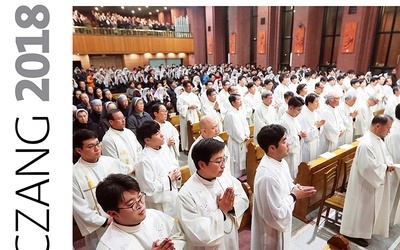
top-left (251, 124), bottom-right (316, 250)
top-left (340, 114), bottom-right (396, 247)
top-left (95, 174), bottom-right (186, 250)
top-left (176, 138), bottom-right (249, 249)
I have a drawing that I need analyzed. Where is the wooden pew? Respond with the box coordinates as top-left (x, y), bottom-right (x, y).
top-left (218, 131), bottom-right (229, 144)
top-left (293, 141), bottom-right (358, 223)
top-left (239, 182), bottom-right (253, 231)
top-left (187, 121), bottom-right (201, 150)
top-left (245, 142), bottom-right (265, 191)
top-left (218, 124), bottom-right (255, 145)
top-left (168, 114), bottom-right (180, 134)
top-left (180, 165), bottom-right (191, 185)
top-left (249, 124), bottom-right (254, 138)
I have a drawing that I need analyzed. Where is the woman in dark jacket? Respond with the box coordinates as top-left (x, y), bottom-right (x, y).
top-left (126, 97), bottom-right (153, 141)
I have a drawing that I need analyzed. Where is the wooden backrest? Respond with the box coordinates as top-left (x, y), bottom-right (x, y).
top-left (293, 141), bottom-right (359, 222)
top-left (187, 121), bottom-right (201, 150)
top-left (246, 142), bottom-right (265, 191)
top-left (323, 166), bottom-right (339, 200)
top-left (218, 131), bottom-right (229, 144)
top-left (249, 124), bottom-right (254, 138)
top-left (180, 165), bottom-right (191, 185)
top-left (169, 114), bottom-right (180, 133)
top-left (339, 152), bottom-right (355, 192)
top-left (373, 108), bottom-right (385, 116)
top-left (238, 181), bottom-right (253, 231)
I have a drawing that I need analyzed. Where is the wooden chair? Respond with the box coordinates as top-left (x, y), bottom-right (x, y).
top-left (187, 121), bottom-right (201, 150)
top-left (316, 166), bottom-right (346, 226)
top-left (339, 153), bottom-right (354, 193)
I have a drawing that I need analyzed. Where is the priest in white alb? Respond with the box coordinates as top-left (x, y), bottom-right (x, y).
top-left (298, 93), bottom-right (325, 162)
top-left (176, 138), bottom-right (249, 250)
top-left (340, 114), bottom-right (396, 247)
top-left (177, 80), bottom-right (201, 152)
top-left (251, 124), bottom-right (316, 250)
top-left (224, 94), bottom-right (250, 178)
top-left (151, 103), bottom-right (180, 160)
top-left (73, 129), bottom-right (132, 250)
top-left (278, 96), bottom-right (307, 179)
top-left (253, 90), bottom-right (277, 145)
top-left (136, 120), bottom-right (181, 217)
top-left (320, 92), bottom-right (345, 153)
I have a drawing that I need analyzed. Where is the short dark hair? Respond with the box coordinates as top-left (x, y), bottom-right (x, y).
top-left (106, 109), bottom-right (121, 122)
top-left (136, 120), bottom-right (160, 144)
top-left (246, 82), bottom-right (255, 89)
top-left (305, 93), bottom-right (319, 106)
top-left (392, 85), bottom-right (400, 94)
top-left (371, 114), bottom-right (393, 126)
top-left (395, 103), bottom-right (400, 120)
top-left (73, 129), bottom-right (97, 149)
top-left (350, 78), bottom-right (359, 86)
top-left (222, 79), bottom-right (230, 86)
top-left (229, 93), bottom-right (240, 105)
top-left (284, 91), bottom-right (295, 99)
top-left (206, 88), bottom-right (216, 96)
top-left (151, 103), bottom-right (165, 118)
top-left (192, 138), bottom-right (225, 170)
top-left (337, 75), bottom-right (345, 81)
top-left (288, 96), bottom-right (305, 107)
top-left (296, 83), bottom-right (307, 95)
top-left (182, 80), bottom-right (194, 88)
top-left (370, 77), bottom-right (379, 83)
top-left (96, 173), bottom-right (141, 212)
top-left (290, 75), bottom-right (297, 80)
top-left (257, 124), bottom-right (287, 153)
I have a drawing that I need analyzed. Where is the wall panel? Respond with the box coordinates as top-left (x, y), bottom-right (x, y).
top-left (73, 34), bottom-right (194, 54)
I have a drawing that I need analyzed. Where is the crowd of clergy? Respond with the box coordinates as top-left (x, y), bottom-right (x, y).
top-left (72, 62), bottom-right (400, 249)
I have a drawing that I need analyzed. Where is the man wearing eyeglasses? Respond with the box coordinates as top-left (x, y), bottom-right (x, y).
top-left (96, 174), bottom-right (186, 250)
top-left (187, 115), bottom-right (232, 177)
top-left (73, 129), bottom-right (133, 250)
top-left (176, 138), bottom-right (249, 249)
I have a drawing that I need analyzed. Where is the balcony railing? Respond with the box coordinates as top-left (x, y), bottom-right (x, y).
top-left (73, 26), bottom-right (192, 38)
